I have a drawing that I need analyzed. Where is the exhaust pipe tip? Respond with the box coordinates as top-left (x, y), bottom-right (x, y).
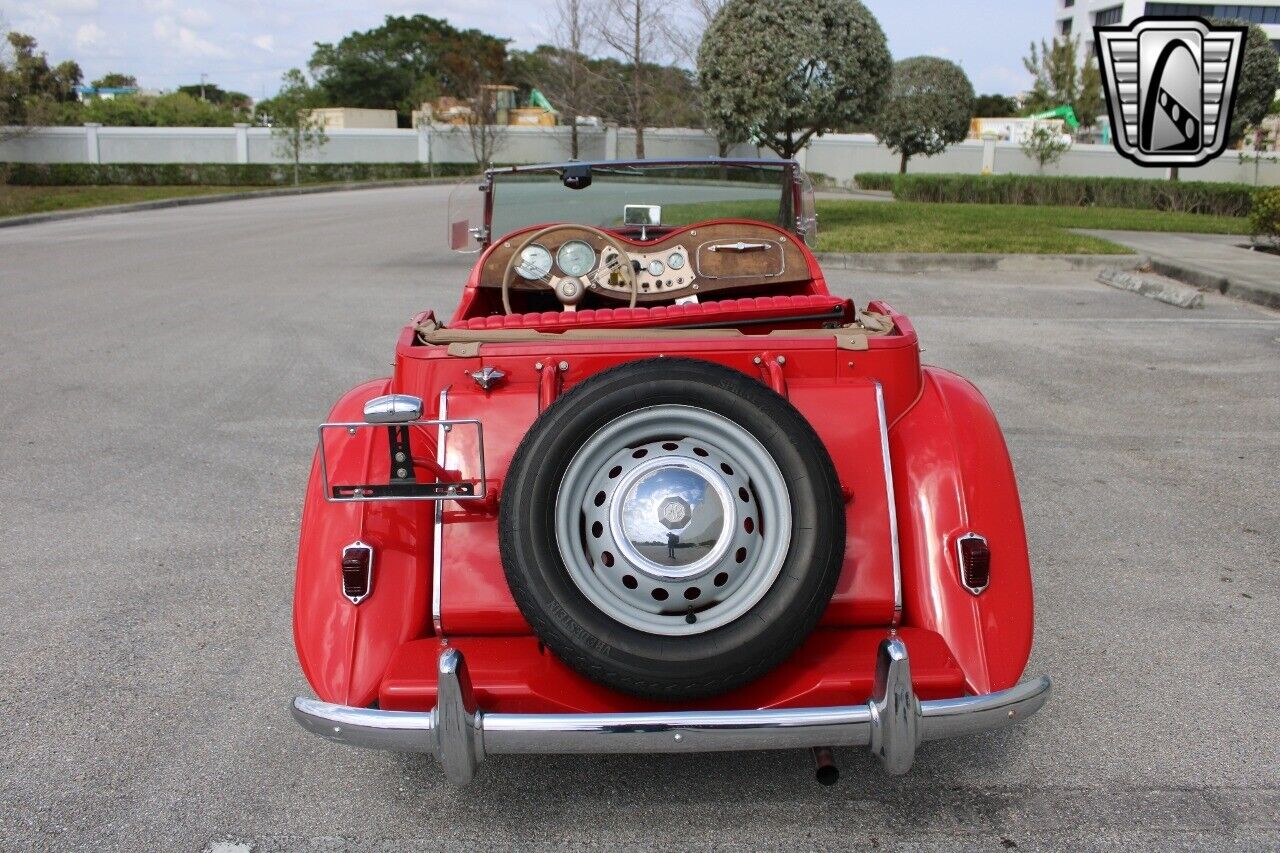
top-left (811, 746), bottom-right (839, 786)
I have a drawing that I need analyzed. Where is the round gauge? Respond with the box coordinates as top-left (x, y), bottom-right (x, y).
top-left (515, 244), bottom-right (553, 280)
top-left (556, 240), bottom-right (597, 277)
top-left (648, 259), bottom-right (666, 277)
top-left (668, 252), bottom-right (686, 270)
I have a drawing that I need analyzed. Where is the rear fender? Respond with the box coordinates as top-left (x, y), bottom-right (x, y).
top-left (889, 367), bottom-right (1034, 693)
top-left (293, 378), bottom-right (435, 706)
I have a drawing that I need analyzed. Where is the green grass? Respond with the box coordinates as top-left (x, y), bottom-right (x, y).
top-left (0, 184), bottom-right (264, 218)
top-left (664, 198), bottom-right (1250, 254)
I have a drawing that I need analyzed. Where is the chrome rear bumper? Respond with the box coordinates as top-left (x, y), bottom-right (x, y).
top-left (292, 637), bottom-right (1051, 785)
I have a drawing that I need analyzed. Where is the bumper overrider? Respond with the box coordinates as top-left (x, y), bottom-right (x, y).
top-left (292, 637), bottom-right (1051, 785)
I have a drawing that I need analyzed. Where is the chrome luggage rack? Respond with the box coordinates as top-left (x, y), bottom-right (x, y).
top-left (318, 393), bottom-right (486, 504)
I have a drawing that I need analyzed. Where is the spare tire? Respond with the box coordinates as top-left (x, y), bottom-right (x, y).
top-left (499, 357), bottom-right (845, 700)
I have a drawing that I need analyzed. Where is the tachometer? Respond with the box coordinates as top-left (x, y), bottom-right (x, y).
top-left (515, 244), bottom-right (553, 280)
top-left (556, 240), bottom-right (597, 277)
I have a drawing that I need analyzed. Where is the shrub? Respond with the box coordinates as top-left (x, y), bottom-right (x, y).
top-left (1019, 126), bottom-right (1071, 173)
top-left (853, 172), bottom-right (895, 191)
top-left (1, 162), bottom-right (481, 187)
top-left (851, 173), bottom-right (1255, 217)
top-left (1249, 187), bottom-right (1280, 247)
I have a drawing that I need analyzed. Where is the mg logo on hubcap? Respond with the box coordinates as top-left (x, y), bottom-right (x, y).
top-left (658, 496), bottom-right (691, 529)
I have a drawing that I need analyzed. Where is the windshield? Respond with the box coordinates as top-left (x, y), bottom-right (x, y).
top-left (486, 162), bottom-right (797, 242)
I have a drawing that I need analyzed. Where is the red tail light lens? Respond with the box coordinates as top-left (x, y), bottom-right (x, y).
top-left (957, 534), bottom-right (990, 594)
top-left (341, 542), bottom-right (373, 604)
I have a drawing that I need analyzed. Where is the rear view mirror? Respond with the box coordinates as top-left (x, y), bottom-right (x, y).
top-left (562, 164), bottom-right (592, 190)
top-left (624, 204), bottom-right (662, 227)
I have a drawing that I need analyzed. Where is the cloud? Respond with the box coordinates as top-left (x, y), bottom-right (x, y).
top-left (45, 0), bottom-right (99, 12)
top-left (179, 7), bottom-right (213, 27)
top-left (251, 34), bottom-right (274, 52)
top-left (74, 21), bottom-right (106, 48)
top-left (153, 15), bottom-right (229, 58)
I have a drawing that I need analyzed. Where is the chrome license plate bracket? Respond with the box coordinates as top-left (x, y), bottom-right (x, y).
top-left (317, 418), bottom-right (485, 503)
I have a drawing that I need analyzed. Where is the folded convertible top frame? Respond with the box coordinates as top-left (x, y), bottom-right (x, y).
top-left (414, 312), bottom-right (895, 354)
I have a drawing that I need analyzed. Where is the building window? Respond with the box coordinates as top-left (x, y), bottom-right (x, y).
top-left (1095, 6), bottom-right (1125, 25)
top-left (1146, 4), bottom-right (1280, 25)
top-left (1064, 0), bottom-right (1075, 7)
top-left (1060, 17), bottom-right (1074, 36)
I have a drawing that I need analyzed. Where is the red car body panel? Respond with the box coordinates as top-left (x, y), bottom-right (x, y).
top-left (293, 216), bottom-right (1035, 711)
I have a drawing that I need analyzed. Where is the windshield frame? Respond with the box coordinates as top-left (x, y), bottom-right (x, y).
top-left (474, 158), bottom-right (808, 247)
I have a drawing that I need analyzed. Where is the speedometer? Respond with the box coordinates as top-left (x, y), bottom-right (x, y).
top-left (556, 240), bottom-right (597, 277)
top-left (515, 245), bottom-right (553, 280)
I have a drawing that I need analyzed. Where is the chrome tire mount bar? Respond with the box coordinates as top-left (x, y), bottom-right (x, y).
top-left (292, 637), bottom-right (1051, 786)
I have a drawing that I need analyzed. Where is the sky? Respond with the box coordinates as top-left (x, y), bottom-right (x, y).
top-left (1, 1), bottom-right (1047, 100)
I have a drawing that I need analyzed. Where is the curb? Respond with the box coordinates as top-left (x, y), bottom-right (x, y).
top-left (1097, 267), bottom-right (1204, 309)
top-left (814, 252), bottom-right (1146, 273)
top-left (0, 176), bottom-right (471, 230)
top-left (1146, 256), bottom-right (1280, 311)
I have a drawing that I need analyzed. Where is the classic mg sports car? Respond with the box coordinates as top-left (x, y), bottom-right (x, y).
top-left (291, 159), bottom-right (1051, 785)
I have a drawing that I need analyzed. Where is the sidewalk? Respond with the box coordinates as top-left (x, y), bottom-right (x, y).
top-left (1075, 229), bottom-right (1280, 310)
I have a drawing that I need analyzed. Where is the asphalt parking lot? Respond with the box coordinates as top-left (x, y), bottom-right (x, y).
top-left (0, 185), bottom-right (1277, 851)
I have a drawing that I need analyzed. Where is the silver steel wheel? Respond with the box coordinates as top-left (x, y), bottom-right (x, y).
top-left (554, 405), bottom-right (791, 636)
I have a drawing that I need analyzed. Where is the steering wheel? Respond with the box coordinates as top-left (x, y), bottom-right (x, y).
top-left (502, 224), bottom-right (638, 314)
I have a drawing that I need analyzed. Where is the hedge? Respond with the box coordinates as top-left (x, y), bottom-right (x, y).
top-left (852, 172), bottom-right (1255, 217)
top-left (2, 161), bottom-right (482, 187)
top-left (853, 173), bottom-right (895, 192)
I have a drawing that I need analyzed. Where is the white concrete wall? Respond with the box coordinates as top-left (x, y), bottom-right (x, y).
top-left (805, 132), bottom-right (1280, 185)
top-left (2, 123), bottom-right (1277, 185)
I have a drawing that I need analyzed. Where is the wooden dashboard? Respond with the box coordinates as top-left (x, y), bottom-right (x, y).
top-left (477, 223), bottom-right (814, 303)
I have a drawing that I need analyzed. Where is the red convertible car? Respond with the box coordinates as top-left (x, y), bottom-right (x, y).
top-left (291, 159), bottom-right (1050, 784)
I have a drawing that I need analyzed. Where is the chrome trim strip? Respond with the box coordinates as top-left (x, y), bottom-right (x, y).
top-left (431, 386), bottom-right (450, 639)
top-left (875, 383), bottom-right (903, 623)
top-left (291, 639), bottom-right (1051, 784)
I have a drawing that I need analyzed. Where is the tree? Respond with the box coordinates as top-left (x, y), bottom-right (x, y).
top-left (1022, 36), bottom-right (1102, 128)
top-left (265, 69), bottom-right (327, 186)
top-left (176, 83), bottom-right (252, 111)
top-left (91, 73), bottom-right (137, 89)
top-left (678, 0), bottom-right (743, 155)
top-left (1020, 124), bottom-right (1070, 173)
top-left (698, 0), bottom-right (891, 160)
top-left (309, 15), bottom-right (508, 126)
top-left (1, 29), bottom-right (82, 141)
top-left (601, 0), bottom-right (672, 158)
top-left (1210, 19), bottom-right (1280, 147)
top-left (455, 76), bottom-right (511, 167)
top-left (973, 93), bottom-right (1018, 118)
top-left (871, 56), bottom-right (974, 174)
top-left (517, 0), bottom-right (600, 158)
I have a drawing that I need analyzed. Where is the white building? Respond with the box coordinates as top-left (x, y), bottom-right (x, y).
top-left (1053, 1), bottom-right (1280, 58)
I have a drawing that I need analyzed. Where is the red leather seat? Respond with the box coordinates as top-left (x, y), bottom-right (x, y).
top-left (453, 294), bottom-right (848, 331)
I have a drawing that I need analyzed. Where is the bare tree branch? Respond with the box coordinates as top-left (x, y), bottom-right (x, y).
top-left (597, 0), bottom-right (673, 158)
top-left (541, 0), bottom-right (604, 158)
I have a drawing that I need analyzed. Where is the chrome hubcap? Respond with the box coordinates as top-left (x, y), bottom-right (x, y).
top-left (612, 455), bottom-right (734, 580)
top-left (555, 405), bottom-right (790, 637)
